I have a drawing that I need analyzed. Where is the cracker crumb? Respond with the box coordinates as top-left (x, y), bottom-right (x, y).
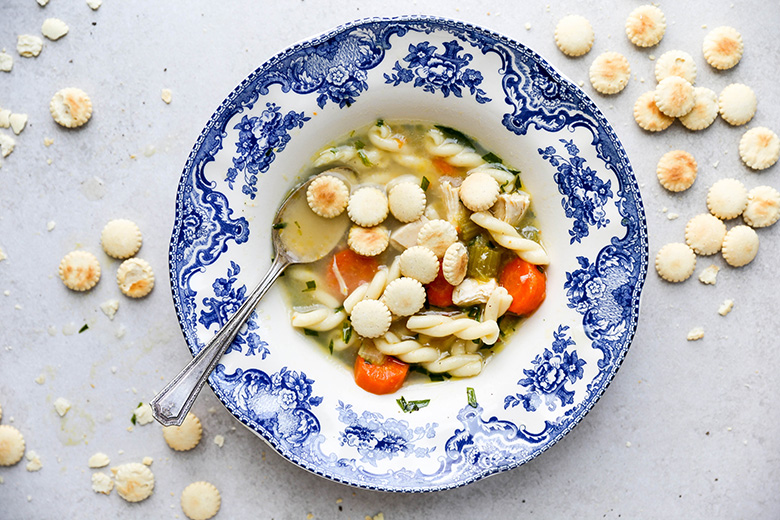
top-left (41, 18), bottom-right (69, 41)
top-left (698, 265), bottom-right (719, 285)
top-left (0, 51), bottom-right (13, 72)
top-left (134, 403), bottom-right (154, 426)
top-left (525, 22), bottom-right (531, 30)
top-left (142, 456), bottom-right (153, 466)
top-left (54, 397), bottom-right (71, 417)
top-left (213, 435), bottom-right (225, 448)
top-left (46, 220), bottom-right (56, 231)
top-left (17, 35), bottom-right (43, 58)
top-left (625, 441), bottom-right (632, 447)
top-left (86, 0), bottom-right (102, 9)
top-left (25, 450), bottom-right (43, 472)
top-left (687, 327), bottom-right (704, 341)
top-left (34, 373), bottom-right (45, 385)
top-left (91, 472), bottom-right (113, 494)
top-left (100, 299), bottom-right (119, 320)
top-left (649, 54), bottom-right (656, 61)
top-left (718, 299), bottom-right (734, 316)
top-left (115, 325), bottom-right (126, 339)
top-left (88, 452), bottom-right (110, 468)
top-left (161, 89), bottom-right (173, 104)
top-left (667, 213), bottom-right (679, 220)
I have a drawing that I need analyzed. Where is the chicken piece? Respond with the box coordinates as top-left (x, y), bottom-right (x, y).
top-left (440, 180), bottom-right (467, 230)
top-left (452, 278), bottom-right (498, 306)
top-left (389, 216), bottom-right (429, 251)
top-left (492, 191), bottom-right (531, 227)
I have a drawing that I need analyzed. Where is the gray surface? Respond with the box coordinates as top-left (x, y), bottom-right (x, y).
top-left (1, 1), bottom-right (778, 518)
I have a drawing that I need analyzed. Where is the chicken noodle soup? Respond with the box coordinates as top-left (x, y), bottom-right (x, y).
top-left (278, 121), bottom-right (548, 394)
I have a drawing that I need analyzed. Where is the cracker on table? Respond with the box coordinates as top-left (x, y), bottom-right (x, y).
top-left (181, 481), bottom-right (222, 520)
top-left (679, 87), bottom-right (719, 131)
top-left (718, 83), bottom-right (757, 126)
top-left (554, 15), bottom-right (595, 57)
top-left (707, 178), bottom-right (748, 220)
top-left (589, 52), bottom-right (631, 95)
top-left (625, 5), bottom-right (666, 47)
top-left (656, 150), bottom-right (697, 192)
top-left (101, 219), bottom-right (142, 259)
top-left (163, 412), bottom-right (202, 451)
top-left (112, 462), bottom-right (154, 502)
top-left (116, 258), bottom-right (155, 298)
top-left (41, 18), bottom-right (69, 41)
top-left (50, 88), bottom-right (93, 128)
top-left (634, 91), bottom-right (674, 132)
top-left (721, 225), bottom-right (759, 267)
top-left (654, 50), bottom-right (697, 84)
top-left (739, 127), bottom-right (780, 170)
top-left (703, 26), bottom-right (743, 70)
top-left (654, 76), bottom-right (695, 118)
top-left (0, 425), bottom-right (25, 466)
top-left (742, 185), bottom-right (780, 228)
top-left (59, 250), bottom-right (101, 291)
top-left (655, 243), bottom-right (696, 282)
top-left (685, 213), bottom-right (727, 256)
top-left (17, 34), bottom-right (43, 58)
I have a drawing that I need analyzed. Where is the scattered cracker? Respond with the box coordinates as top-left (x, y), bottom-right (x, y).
top-left (654, 50), bottom-right (697, 84)
top-left (347, 187), bottom-right (388, 227)
top-left (86, 0), bottom-right (102, 10)
top-left (50, 88), bottom-right (93, 128)
top-left (417, 219), bottom-right (458, 257)
top-left (721, 225), bottom-right (759, 267)
top-left (91, 472), bottom-right (113, 495)
top-left (134, 403), bottom-right (154, 426)
top-left (685, 213), bottom-right (727, 255)
top-left (112, 462), bottom-right (154, 503)
top-left (350, 299), bottom-right (391, 338)
top-left (442, 242), bottom-right (469, 286)
top-left (399, 245), bottom-right (439, 284)
top-left (554, 15), bottom-right (595, 57)
top-left (679, 87), bottom-right (719, 131)
top-left (161, 89), bottom-right (173, 104)
top-left (0, 108), bottom-right (10, 128)
top-left (181, 481), bottom-right (222, 520)
top-left (654, 76), bottom-right (695, 117)
top-left (686, 327), bottom-right (704, 341)
top-left (54, 397), bottom-right (71, 417)
top-left (0, 51), bottom-right (13, 72)
top-left (707, 178), bottom-right (748, 220)
top-left (718, 299), bottom-right (734, 316)
top-left (117, 258), bottom-right (155, 298)
top-left (634, 91), bottom-right (674, 132)
top-left (17, 35), bottom-right (43, 57)
top-left (657, 150), bottom-right (697, 192)
top-left (743, 186), bottom-right (780, 228)
top-left (307, 175), bottom-right (349, 218)
top-left (388, 182), bottom-right (426, 223)
top-left (163, 413), bottom-right (202, 451)
top-left (655, 243), bottom-right (696, 282)
top-left (382, 277), bottom-right (426, 317)
top-left (142, 456), bottom-right (153, 466)
top-left (100, 299), bottom-right (119, 320)
top-left (625, 5), bottom-right (666, 47)
top-left (698, 264), bottom-right (720, 285)
top-left (41, 18), bottom-right (69, 41)
top-left (703, 26), bottom-right (743, 70)
top-left (0, 425), bottom-right (25, 466)
top-left (88, 452), bottom-right (110, 468)
top-left (59, 251), bottom-right (101, 291)
top-left (459, 171), bottom-right (500, 212)
top-left (739, 127), bottom-right (779, 170)
top-left (718, 84), bottom-right (756, 126)
top-left (589, 52), bottom-right (631, 94)
top-left (9, 113), bottom-right (27, 135)
top-left (101, 219), bottom-right (143, 259)
top-left (347, 225), bottom-right (389, 257)
top-left (25, 450), bottom-right (42, 472)
top-left (0, 133), bottom-right (15, 158)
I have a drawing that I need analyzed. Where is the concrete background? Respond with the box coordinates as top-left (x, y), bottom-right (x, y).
top-left (1, 1), bottom-right (778, 518)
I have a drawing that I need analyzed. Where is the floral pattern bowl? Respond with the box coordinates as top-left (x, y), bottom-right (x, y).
top-left (169, 16), bottom-right (648, 492)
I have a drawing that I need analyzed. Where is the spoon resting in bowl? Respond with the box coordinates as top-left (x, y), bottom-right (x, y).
top-left (150, 170), bottom-right (351, 427)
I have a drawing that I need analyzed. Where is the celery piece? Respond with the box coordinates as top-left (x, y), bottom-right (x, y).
top-left (467, 234), bottom-right (502, 281)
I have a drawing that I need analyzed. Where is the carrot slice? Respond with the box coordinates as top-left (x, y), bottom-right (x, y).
top-left (499, 257), bottom-right (546, 315)
top-left (326, 249), bottom-right (379, 295)
top-left (354, 355), bottom-right (408, 395)
top-left (425, 262), bottom-right (454, 307)
top-left (432, 157), bottom-right (457, 176)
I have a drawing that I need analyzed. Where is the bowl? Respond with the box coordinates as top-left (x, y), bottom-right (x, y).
top-left (169, 15), bottom-right (648, 492)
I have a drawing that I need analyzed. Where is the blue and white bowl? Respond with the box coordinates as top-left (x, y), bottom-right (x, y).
top-left (169, 16), bottom-right (648, 492)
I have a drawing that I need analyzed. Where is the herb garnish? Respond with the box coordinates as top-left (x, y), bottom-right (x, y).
top-left (303, 328), bottom-right (319, 337)
top-left (467, 387), bottom-right (478, 408)
top-left (420, 176), bottom-right (430, 192)
top-left (342, 321), bottom-right (353, 344)
top-left (302, 280), bottom-right (316, 292)
top-left (481, 152), bottom-right (503, 164)
top-left (328, 339), bottom-right (334, 355)
top-left (434, 125), bottom-right (475, 148)
top-left (272, 222), bottom-right (287, 230)
top-left (357, 150), bottom-right (372, 167)
top-left (376, 119), bottom-right (385, 127)
top-left (397, 396), bottom-right (430, 413)
top-left (78, 324), bottom-right (89, 333)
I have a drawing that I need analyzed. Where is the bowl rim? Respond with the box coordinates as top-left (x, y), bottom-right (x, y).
top-left (168, 14), bottom-right (649, 492)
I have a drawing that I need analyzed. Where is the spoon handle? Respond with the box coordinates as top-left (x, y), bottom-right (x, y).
top-left (150, 252), bottom-right (290, 427)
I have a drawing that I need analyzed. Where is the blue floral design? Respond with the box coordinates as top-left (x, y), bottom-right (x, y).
top-left (198, 261), bottom-right (269, 359)
top-left (384, 41), bottom-right (491, 103)
top-left (504, 326), bottom-right (586, 412)
top-left (538, 139), bottom-right (613, 244)
top-left (336, 401), bottom-right (437, 466)
top-left (212, 365), bottom-right (322, 446)
top-left (225, 103), bottom-right (309, 200)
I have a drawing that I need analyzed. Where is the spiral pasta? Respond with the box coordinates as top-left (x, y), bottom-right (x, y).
top-left (470, 211), bottom-right (550, 265)
top-left (406, 314), bottom-right (501, 345)
top-left (373, 331), bottom-right (440, 364)
top-left (424, 353), bottom-right (483, 377)
top-left (368, 123), bottom-right (405, 152)
top-left (313, 144), bottom-right (387, 168)
top-left (291, 306), bottom-right (347, 331)
top-left (425, 128), bottom-right (486, 169)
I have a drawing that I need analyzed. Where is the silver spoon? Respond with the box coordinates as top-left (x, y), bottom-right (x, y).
top-left (151, 170), bottom-right (351, 427)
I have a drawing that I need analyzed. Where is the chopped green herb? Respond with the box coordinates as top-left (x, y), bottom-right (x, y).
top-left (410, 365), bottom-right (449, 382)
top-left (342, 322), bottom-right (353, 344)
top-left (328, 339), bottom-right (334, 355)
top-left (467, 387), bottom-right (478, 408)
top-left (420, 176), bottom-right (430, 192)
top-left (78, 324), bottom-right (89, 333)
top-left (434, 125), bottom-right (475, 148)
top-left (302, 280), bottom-right (317, 292)
top-left (376, 119), bottom-right (385, 127)
top-left (303, 328), bottom-right (319, 337)
top-left (481, 152), bottom-right (503, 164)
top-left (131, 413), bottom-right (137, 425)
top-left (272, 222), bottom-right (287, 230)
top-left (397, 396), bottom-right (431, 413)
top-left (357, 150), bottom-right (372, 167)
top-left (467, 306), bottom-right (481, 320)
top-left (334, 305), bottom-right (345, 313)
top-left (330, 147), bottom-right (339, 155)
top-left (354, 140), bottom-right (365, 150)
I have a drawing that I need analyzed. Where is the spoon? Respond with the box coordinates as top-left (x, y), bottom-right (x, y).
top-left (150, 170), bottom-right (351, 427)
